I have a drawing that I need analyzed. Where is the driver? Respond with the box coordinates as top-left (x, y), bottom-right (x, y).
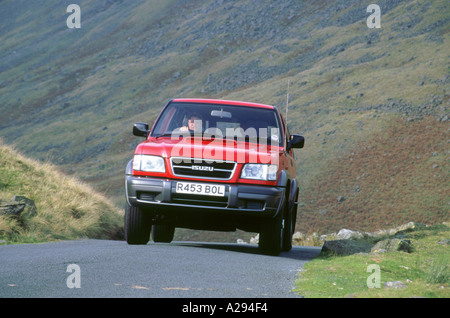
top-left (179, 113), bottom-right (202, 132)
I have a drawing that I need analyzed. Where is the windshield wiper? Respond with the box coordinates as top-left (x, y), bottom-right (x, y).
top-left (154, 131), bottom-right (199, 139)
top-left (153, 132), bottom-right (175, 138)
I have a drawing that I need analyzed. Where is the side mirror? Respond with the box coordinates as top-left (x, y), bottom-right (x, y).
top-left (133, 123), bottom-right (149, 137)
top-left (288, 134), bottom-right (304, 150)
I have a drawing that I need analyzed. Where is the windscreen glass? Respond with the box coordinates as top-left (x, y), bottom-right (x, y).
top-left (151, 102), bottom-right (283, 146)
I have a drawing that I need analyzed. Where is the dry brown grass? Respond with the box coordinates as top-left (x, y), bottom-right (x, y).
top-left (0, 139), bottom-right (123, 243)
top-left (296, 116), bottom-right (449, 234)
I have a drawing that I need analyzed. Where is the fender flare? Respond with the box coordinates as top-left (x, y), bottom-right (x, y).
top-left (277, 170), bottom-right (299, 208)
top-left (288, 178), bottom-right (299, 210)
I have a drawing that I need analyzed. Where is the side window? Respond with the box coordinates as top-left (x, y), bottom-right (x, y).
top-left (280, 114), bottom-right (290, 150)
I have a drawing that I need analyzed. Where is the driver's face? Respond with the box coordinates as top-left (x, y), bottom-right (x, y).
top-left (188, 116), bottom-right (200, 130)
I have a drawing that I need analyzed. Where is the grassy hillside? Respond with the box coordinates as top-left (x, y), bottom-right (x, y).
top-left (0, 0), bottom-right (448, 239)
top-left (0, 139), bottom-right (123, 243)
top-left (297, 115), bottom-right (449, 234)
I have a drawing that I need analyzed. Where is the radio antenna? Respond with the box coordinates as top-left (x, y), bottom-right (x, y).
top-left (285, 80), bottom-right (290, 124)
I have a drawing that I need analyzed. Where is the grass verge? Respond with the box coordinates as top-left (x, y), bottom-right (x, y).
top-left (294, 224), bottom-right (449, 298)
top-left (0, 139), bottom-right (123, 244)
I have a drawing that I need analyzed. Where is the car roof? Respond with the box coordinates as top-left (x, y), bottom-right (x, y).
top-left (171, 98), bottom-right (275, 110)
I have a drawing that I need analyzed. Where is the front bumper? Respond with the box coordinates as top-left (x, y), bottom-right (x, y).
top-left (125, 175), bottom-right (284, 218)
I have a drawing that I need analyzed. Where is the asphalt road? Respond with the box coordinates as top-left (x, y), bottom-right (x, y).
top-left (0, 239), bottom-right (320, 298)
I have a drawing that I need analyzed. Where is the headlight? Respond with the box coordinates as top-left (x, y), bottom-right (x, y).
top-left (240, 164), bottom-right (278, 181)
top-left (133, 155), bottom-right (165, 172)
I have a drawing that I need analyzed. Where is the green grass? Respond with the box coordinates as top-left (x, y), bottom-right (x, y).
top-left (294, 224), bottom-right (450, 298)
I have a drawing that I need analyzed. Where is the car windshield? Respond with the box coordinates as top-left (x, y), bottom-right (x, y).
top-left (151, 102), bottom-right (283, 146)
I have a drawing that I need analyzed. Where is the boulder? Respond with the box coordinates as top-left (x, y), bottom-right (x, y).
top-left (384, 281), bottom-right (407, 289)
top-left (322, 239), bottom-right (372, 256)
top-left (250, 233), bottom-right (259, 244)
top-left (292, 232), bottom-right (304, 244)
top-left (0, 196), bottom-right (37, 217)
top-left (437, 238), bottom-right (449, 245)
top-left (236, 239), bottom-right (247, 244)
top-left (336, 228), bottom-right (363, 239)
top-left (371, 238), bottom-right (413, 254)
top-left (373, 222), bottom-right (425, 237)
top-left (0, 201), bottom-right (25, 216)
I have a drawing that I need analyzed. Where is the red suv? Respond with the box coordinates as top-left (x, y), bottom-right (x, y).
top-left (125, 98), bottom-right (304, 255)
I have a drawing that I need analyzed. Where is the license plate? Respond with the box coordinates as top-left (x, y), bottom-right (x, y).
top-left (175, 182), bottom-right (225, 197)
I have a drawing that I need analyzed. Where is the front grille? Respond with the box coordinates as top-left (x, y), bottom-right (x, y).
top-left (171, 157), bottom-right (236, 180)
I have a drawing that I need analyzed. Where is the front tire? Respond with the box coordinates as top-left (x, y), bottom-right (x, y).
top-left (258, 206), bottom-right (284, 256)
top-left (124, 203), bottom-right (151, 245)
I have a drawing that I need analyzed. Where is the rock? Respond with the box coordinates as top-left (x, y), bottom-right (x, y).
top-left (336, 229), bottom-right (363, 239)
top-left (384, 281), bottom-right (407, 289)
top-left (322, 239), bottom-right (371, 256)
top-left (12, 196), bottom-right (37, 217)
top-left (236, 239), bottom-right (247, 244)
top-left (437, 238), bottom-right (449, 245)
top-left (373, 222), bottom-right (424, 237)
top-left (371, 238), bottom-right (412, 254)
top-left (173, 71), bottom-right (181, 79)
top-left (292, 232), bottom-right (303, 241)
top-left (0, 196), bottom-right (37, 217)
top-left (395, 222), bottom-right (426, 234)
top-left (0, 201), bottom-right (25, 216)
top-left (250, 234), bottom-right (259, 244)
top-left (292, 232), bottom-right (305, 245)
